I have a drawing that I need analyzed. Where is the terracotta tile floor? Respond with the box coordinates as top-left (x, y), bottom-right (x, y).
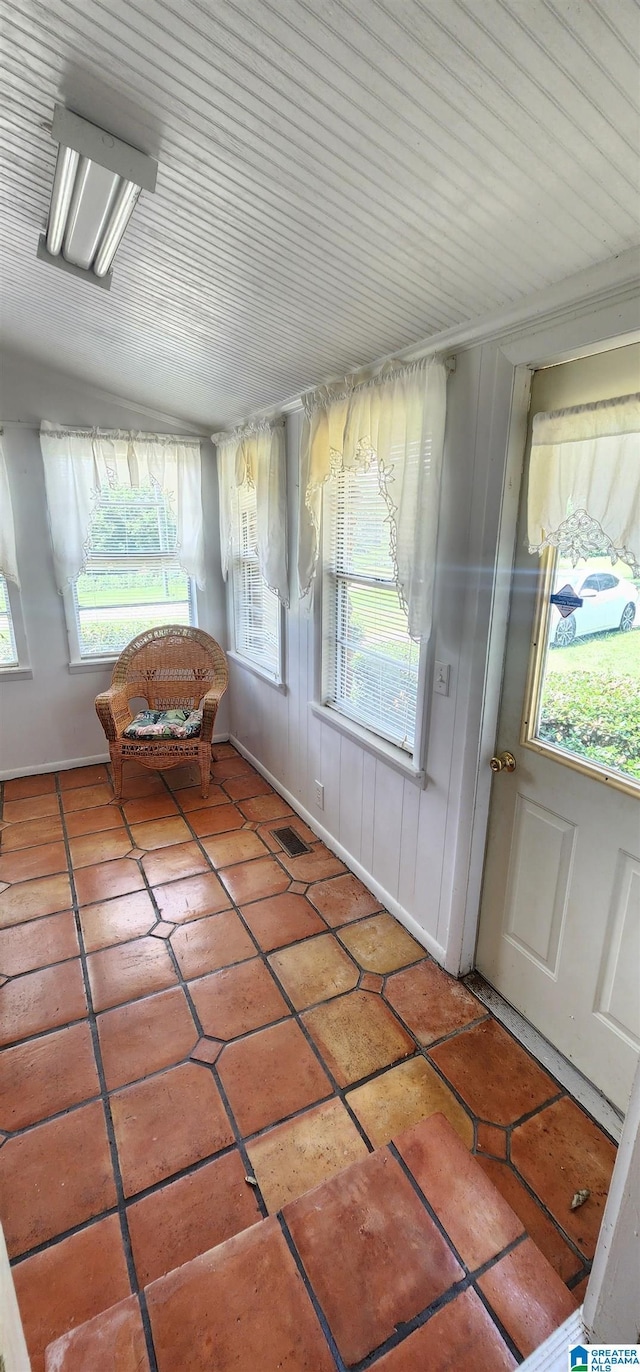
top-left (0, 746), bottom-right (617, 1370)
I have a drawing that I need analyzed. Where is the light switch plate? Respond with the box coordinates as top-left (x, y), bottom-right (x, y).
top-left (434, 662), bottom-right (450, 696)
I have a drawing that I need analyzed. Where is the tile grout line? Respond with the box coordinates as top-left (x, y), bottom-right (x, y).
top-left (9, 1139), bottom-right (244, 1267)
top-left (115, 776), bottom-right (272, 1220)
top-left (0, 894), bottom-right (401, 989)
top-left (276, 1212), bottom-right (348, 1372)
top-left (3, 783), bottom-right (592, 1278)
top-left (383, 1141), bottom-right (529, 1365)
top-left (356, 1280), bottom-right (478, 1370)
top-left (209, 1065), bottom-right (270, 1220)
top-left (501, 1150), bottom-right (592, 1267)
top-left (387, 1139), bottom-right (474, 1275)
top-left (10, 1206), bottom-right (123, 1267)
top-left (2, 872), bottom-right (589, 1288)
top-left (567, 1265), bottom-right (591, 1291)
top-left (152, 762), bottom-right (384, 1159)
top-left (470, 1282), bottom-right (527, 1365)
top-left (464, 973), bottom-right (622, 1144)
top-left (3, 793), bottom-right (495, 1186)
top-left (0, 750), bottom-right (609, 1343)
top-left (51, 771), bottom-right (160, 1372)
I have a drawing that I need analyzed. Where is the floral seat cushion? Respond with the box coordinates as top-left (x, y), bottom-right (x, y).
top-left (123, 708), bottom-right (203, 740)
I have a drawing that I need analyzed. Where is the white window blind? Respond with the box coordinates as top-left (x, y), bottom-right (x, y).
top-left (72, 481), bottom-right (195, 659)
top-left (323, 464), bottom-right (420, 752)
top-left (0, 574), bottom-right (18, 667)
top-left (231, 478), bottom-right (281, 678)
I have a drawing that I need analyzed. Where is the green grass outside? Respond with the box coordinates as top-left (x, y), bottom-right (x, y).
top-left (546, 629), bottom-right (639, 677)
top-left (539, 627), bottom-right (640, 781)
top-left (76, 571), bottom-right (188, 609)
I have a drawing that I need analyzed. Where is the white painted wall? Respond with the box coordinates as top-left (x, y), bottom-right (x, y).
top-left (228, 278), bottom-right (640, 968)
top-left (0, 353), bottom-right (229, 776)
top-left (228, 342), bottom-right (516, 965)
top-left (2, 270), bottom-right (637, 970)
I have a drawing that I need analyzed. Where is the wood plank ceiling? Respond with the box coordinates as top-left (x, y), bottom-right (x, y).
top-left (0, 0), bottom-right (638, 428)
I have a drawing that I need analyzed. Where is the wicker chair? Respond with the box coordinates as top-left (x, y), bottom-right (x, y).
top-left (95, 625), bottom-right (228, 800)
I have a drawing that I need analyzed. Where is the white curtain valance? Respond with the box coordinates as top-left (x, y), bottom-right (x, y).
top-left (528, 392), bottom-right (640, 575)
top-left (215, 418), bottom-right (288, 606)
top-left (298, 356), bottom-right (447, 641)
top-left (0, 434), bottom-right (20, 587)
top-left (39, 424), bottom-right (205, 590)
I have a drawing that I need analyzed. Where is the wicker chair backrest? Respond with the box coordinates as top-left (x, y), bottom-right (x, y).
top-left (111, 625), bottom-right (228, 712)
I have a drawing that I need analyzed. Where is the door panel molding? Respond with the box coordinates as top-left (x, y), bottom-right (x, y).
top-left (504, 794), bottom-right (576, 977)
top-left (595, 850), bottom-right (640, 1051)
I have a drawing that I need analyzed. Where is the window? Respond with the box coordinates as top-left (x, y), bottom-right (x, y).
top-left (0, 573), bottom-right (18, 667)
top-left (71, 482), bottom-right (195, 659)
top-left (322, 464), bottom-right (420, 752)
top-left (230, 478), bottom-right (281, 680)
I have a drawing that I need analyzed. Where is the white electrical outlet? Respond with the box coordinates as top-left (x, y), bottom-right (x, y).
top-left (434, 662), bottom-right (450, 696)
top-left (314, 780), bottom-right (324, 809)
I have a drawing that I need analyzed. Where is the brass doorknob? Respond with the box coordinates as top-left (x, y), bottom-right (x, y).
top-left (490, 751), bottom-right (517, 773)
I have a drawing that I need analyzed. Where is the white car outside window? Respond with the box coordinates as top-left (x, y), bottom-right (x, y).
top-left (550, 569), bottom-right (638, 646)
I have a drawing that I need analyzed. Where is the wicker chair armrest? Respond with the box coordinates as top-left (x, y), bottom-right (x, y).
top-left (200, 686), bottom-right (225, 743)
top-left (95, 687), bottom-right (132, 742)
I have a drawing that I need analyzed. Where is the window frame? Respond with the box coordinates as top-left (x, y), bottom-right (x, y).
top-left (0, 573), bottom-right (31, 681)
top-left (227, 480), bottom-right (285, 690)
top-left (316, 470), bottom-right (429, 785)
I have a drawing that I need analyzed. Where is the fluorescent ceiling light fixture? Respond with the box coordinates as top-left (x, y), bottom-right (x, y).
top-left (37, 105), bottom-right (157, 290)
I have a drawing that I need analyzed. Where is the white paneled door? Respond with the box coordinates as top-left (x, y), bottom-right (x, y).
top-left (476, 345), bottom-right (640, 1114)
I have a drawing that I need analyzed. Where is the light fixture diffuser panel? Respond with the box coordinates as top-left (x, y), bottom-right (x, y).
top-left (37, 235), bottom-right (112, 289)
top-left (63, 159), bottom-right (121, 269)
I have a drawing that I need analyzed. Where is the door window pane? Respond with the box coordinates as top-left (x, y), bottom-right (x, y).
top-left (528, 552), bottom-right (640, 785)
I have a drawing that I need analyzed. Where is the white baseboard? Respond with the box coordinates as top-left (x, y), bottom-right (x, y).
top-left (519, 1310), bottom-right (585, 1371)
top-left (0, 752), bottom-right (111, 780)
top-left (229, 734), bottom-right (447, 968)
top-left (0, 735), bottom-right (230, 782)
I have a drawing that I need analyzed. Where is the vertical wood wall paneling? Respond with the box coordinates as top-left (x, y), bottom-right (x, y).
top-left (228, 355), bottom-right (506, 954)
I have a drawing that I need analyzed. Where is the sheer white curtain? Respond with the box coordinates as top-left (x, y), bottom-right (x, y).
top-left (215, 418), bottom-right (288, 605)
top-left (298, 356), bottom-right (447, 641)
top-left (39, 424), bottom-right (206, 589)
top-left (0, 433), bottom-right (20, 587)
top-left (528, 392), bottom-right (640, 575)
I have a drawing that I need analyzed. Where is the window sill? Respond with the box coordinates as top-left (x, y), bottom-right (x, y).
top-left (310, 701), bottom-right (426, 786)
top-left (0, 665), bottom-right (33, 682)
top-left (68, 658), bottom-right (117, 675)
top-left (227, 650), bottom-right (286, 693)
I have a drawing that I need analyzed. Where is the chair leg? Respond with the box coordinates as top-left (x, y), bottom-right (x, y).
top-left (111, 748), bottom-right (123, 799)
top-left (199, 751), bottom-right (210, 800)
